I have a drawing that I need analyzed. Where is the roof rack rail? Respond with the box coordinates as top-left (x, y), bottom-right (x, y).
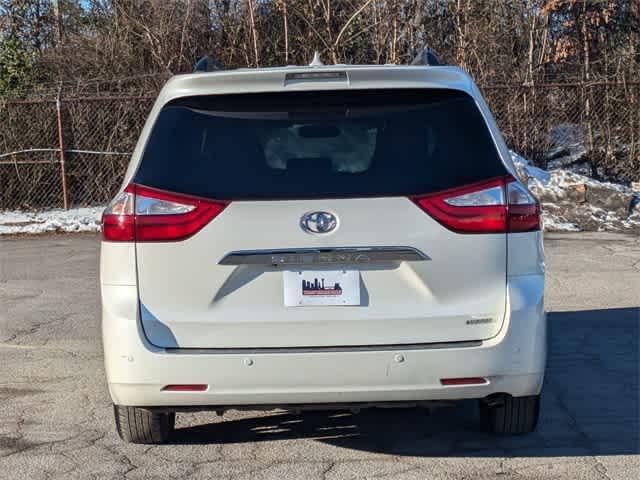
top-left (194, 55), bottom-right (224, 73)
top-left (410, 47), bottom-right (444, 66)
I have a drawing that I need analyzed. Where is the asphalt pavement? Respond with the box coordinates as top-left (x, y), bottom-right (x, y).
top-left (0, 232), bottom-right (638, 479)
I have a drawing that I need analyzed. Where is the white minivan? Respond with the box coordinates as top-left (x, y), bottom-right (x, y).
top-left (101, 62), bottom-right (546, 444)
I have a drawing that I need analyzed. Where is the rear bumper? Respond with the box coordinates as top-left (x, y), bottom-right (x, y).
top-left (102, 275), bottom-right (545, 407)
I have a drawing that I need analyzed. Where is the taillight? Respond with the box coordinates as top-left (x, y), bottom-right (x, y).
top-left (101, 184), bottom-right (228, 242)
top-left (411, 175), bottom-right (540, 234)
top-left (506, 180), bottom-right (541, 233)
top-left (101, 189), bottom-right (135, 241)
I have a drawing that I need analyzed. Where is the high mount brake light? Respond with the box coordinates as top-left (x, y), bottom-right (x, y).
top-left (101, 184), bottom-right (228, 242)
top-left (411, 176), bottom-right (540, 234)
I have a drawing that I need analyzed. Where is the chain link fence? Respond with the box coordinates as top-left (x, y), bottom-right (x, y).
top-left (483, 82), bottom-right (640, 183)
top-left (1, 82), bottom-right (639, 211)
top-left (0, 95), bottom-right (154, 210)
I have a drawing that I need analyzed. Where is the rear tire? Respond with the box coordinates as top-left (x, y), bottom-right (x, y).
top-left (479, 394), bottom-right (540, 435)
top-left (113, 405), bottom-right (175, 444)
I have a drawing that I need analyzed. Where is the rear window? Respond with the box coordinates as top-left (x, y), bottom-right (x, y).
top-left (134, 89), bottom-right (507, 199)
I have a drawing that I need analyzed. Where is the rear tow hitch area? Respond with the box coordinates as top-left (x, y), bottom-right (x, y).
top-left (482, 393), bottom-right (508, 408)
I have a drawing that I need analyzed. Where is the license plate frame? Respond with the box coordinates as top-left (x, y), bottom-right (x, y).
top-left (283, 270), bottom-right (360, 306)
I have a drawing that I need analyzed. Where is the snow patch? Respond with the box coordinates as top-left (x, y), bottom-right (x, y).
top-left (0, 207), bottom-right (103, 235)
top-left (540, 208), bottom-right (580, 232)
top-left (511, 151), bottom-right (631, 195)
top-left (511, 151), bottom-right (640, 233)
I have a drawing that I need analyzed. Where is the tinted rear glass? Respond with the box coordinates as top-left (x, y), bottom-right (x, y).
top-left (134, 89), bottom-right (507, 199)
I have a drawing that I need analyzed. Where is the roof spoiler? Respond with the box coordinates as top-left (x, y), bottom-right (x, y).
top-left (411, 47), bottom-right (444, 66)
top-left (194, 55), bottom-right (224, 73)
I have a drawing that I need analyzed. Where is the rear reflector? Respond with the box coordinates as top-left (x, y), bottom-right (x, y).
top-left (411, 175), bottom-right (540, 234)
top-left (440, 377), bottom-right (488, 386)
top-left (161, 384), bottom-right (208, 392)
top-left (102, 184), bottom-right (228, 242)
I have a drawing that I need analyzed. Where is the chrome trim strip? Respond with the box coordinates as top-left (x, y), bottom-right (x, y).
top-left (165, 340), bottom-right (481, 355)
top-left (218, 246), bottom-right (429, 266)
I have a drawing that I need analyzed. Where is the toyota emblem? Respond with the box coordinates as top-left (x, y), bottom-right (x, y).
top-left (300, 211), bottom-right (338, 234)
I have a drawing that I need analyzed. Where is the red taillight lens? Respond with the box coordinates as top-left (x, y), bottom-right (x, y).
top-left (506, 181), bottom-right (541, 232)
top-left (101, 189), bottom-right (135, 241)
top-left (133, 185), bottom-right (228, 242)
top-left (411, 175), bottom-right (540, 234)
top-left (411, 177), bottom-right (508, 233)
top-left (101, 184), bottom-right (228, 242)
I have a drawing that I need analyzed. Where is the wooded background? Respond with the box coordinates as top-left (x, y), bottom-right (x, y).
top-left (1, 1), bottom-right (639, 209)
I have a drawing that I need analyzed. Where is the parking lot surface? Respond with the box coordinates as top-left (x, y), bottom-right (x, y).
top-left (0, 232), bottom-right (638, 479)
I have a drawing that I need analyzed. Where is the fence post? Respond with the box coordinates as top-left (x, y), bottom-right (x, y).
top-left (55, 92), bottom-right (69, 209)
